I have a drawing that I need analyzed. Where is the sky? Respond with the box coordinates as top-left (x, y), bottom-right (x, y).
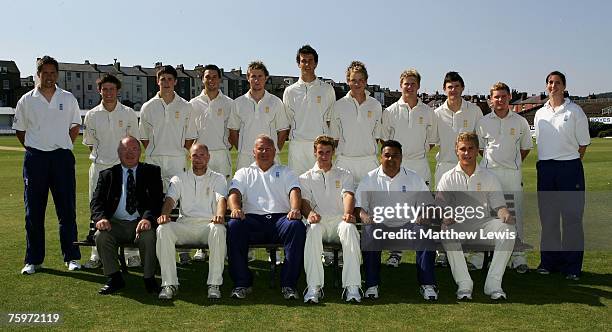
top-left (4, 0), bottom-right (612, 96)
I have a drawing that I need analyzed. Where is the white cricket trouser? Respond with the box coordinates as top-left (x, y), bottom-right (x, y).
top-left (434, 161), bottom-right (456, 189)
top-left (442, 218), bottom-right (515, 294)
top-left (88, 162), bottom-right (115, 260)
top-left (402, 158), bottom-right (432, 189)
top-left (207, 149), bottom-right (232, 179)
top-left (236, 152), bottom-right (281, 171)
top-left (288, 140), bottom-right (315, 177)
top-left (304, 216), bottom-right (361, 288)
top-left (488, 168), bottom-right (524, 239)
top-left (336, 155), bottom-right (379, 186)
top-left (145, 155), bottom-right (186, 192)
top-left (156, 217), bottom-right (226, 286)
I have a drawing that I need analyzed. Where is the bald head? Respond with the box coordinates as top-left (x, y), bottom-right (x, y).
top-left (190, 142), bottom-right (209, 154)
top-left (118, 136), bottom-right (141, 168)
top-left (253, 135), bottom-right (276, 170)
top-left (190, 142), bottom-right (210, 175)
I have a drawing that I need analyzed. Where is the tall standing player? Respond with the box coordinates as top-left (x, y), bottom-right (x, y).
top-left (140, 65), bottom-right (197, 265)
top-left (381, 68), bottom-right (437, 267)
top-left (283, 45), bottom-right (336, 176)
top-left (190, 64), bottom-right (234, 261)
top-left (82, 74), bottom-right (140, 269)
top-left (534, 71), bottom-right (589, 280)
top-left (432, 71), bottom-right (483, 267)
top-left (477, 82), bottom-right (532, 273)
top-left (14, 56), bottom-right (82, 274)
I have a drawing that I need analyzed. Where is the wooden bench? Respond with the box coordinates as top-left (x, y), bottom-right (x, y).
top-left (74, 240), bottom-right (344, 288)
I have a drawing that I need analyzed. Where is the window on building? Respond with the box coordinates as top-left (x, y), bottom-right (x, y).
top-left (76, 85), bottom-right (81, 90)
top-left (136, 86), bottom-right (141, 93)
top-left (88, 73), bottom-right (92, 79)
top-left (2, 80), bottom-right (9, 90)
top-left (76, 72), bottom-right (81, 78)
top-left (136, 76), bottom-right (140, 81)
top-left (87, 84), bottom-right (92, 91)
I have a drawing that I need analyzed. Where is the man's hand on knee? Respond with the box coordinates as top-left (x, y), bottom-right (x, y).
top-left (96, 219), bottom-right (111, 231)
top-left (307, 211), bottom-right (321, 224)
top-left (212, 215), bottom-right (225, 224)
top-left (157, 214), bottom-right (171, 225)
top-left (342, 213), bottom-right (355, 224)
top-left (136, 219), bottom-right (151, 234)
top-left (230, 209), bottom-right (245, 220)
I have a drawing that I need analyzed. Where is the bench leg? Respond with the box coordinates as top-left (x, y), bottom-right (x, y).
top-left (333, 249), bottom-right (340, 289)
top-left (269, 249), bottom-right (277, 289)
top-left (482, 251), bottom-right (493, 276)
top-left (119, 246), bottom-right (128, 274)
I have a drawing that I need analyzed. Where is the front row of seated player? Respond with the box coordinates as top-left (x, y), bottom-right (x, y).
top-left (91, 133), bottom-right (515, 302)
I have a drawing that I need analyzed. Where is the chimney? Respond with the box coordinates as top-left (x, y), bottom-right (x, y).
top-left (114, 62), bottom-right (120, 70)
top-left (84, 60), bottom-right (90, 64)
top-left (155, 62), bottom-right (163, 68)
top-left (177, 64), bottom-right (184, 70)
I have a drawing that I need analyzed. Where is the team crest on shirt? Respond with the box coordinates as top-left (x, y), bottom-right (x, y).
top-left (419, 116), bottom-right (423, 124)
top-left (217, 108), bottom-right (223, 116)
top-left (401, 185), bottom-right (407, 192)
top-left (275, 171), bottom-right (280, 178)
top-left (317, 96), bottom-right (321, 104)
top-left (367, 111), bottom-right (372, 118)
top-left (175, 111), bottom-right (180, 119)
top-left (118, 120), bottom-right (123, 128)
top-left (59, 103), bottom-right (64, 110)
top-left (510, 128), bottom-right (516, 135)
top-left (463, 119), bottom-right (468, 128)
top-left (265, 106), bottom-right (270, 113)
top-left (335, 180), bottom-right (341, 188)
top-left (476, 183), bottom-right (482, 191)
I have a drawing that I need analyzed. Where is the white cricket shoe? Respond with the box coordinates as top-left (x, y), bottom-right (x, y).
top-left (343, 285), bottom-right (362, 303)
top-left (420, 285), bottom-right (438, 301)
top-left (21, 264), bottom-right (42, 275)
top-left (364, 285), bottom-right (379, 299)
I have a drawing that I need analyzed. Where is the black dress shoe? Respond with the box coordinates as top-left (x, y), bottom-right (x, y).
top-left (99, 275), bottom-right (125, 295)
top-left (144, 277), bottom-right (161, 294)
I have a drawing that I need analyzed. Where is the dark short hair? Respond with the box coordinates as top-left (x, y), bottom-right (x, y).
top-left (443, 71), bottom-right (464, 89)
top-left (296, 45), bottom-right (319, 64)
top-left (36, 55), bottom-right (59, 74)
top-left (381, 140), bottom-right (403, 154)
top-left (546, 71), bottom-right (566, 86)
top-left (96, 74), bottom-right (122, 91)
top-left (202, 64), bottom-right (222, 78)
top-left (156, 65), bottom-right (178, 80)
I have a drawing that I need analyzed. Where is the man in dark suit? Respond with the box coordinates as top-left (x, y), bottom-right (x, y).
top-left (91, 136), bottom-right (163, 295)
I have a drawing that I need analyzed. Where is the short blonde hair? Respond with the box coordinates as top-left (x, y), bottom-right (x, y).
top-left (400, 69), bottom-right (421, 85)
top-left (489, 82), bottom-right (510, 96)
top-left (455, 132), bottom-right (479, 149)
top-left (346, 61), bottom-right (368, 81)
top-left (313, 135), bottom-right (337, 150)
